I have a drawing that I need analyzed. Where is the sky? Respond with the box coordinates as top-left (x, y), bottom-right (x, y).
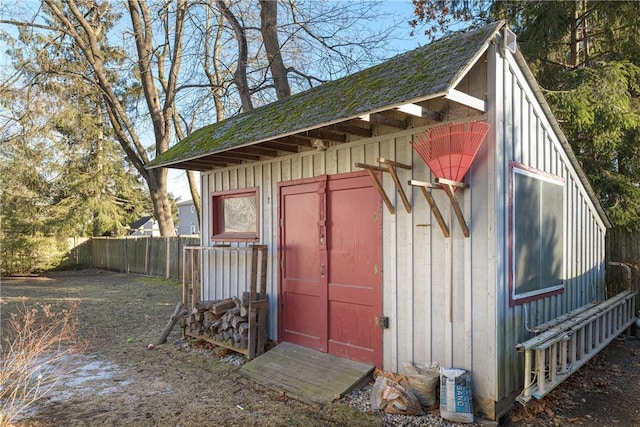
top-left (168, 0), bottom-right (426, 202)
top-left (0, 1), bottom-right (433, 204)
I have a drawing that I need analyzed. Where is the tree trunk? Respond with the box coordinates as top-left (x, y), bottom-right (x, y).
top-left (93, 100), bottom-right (105, 237)
top-left (127, 0), bottom-right (183, 237)
top-left (570, 0), bottom-right (580, 68)
top-left (581, 0), bottom-right (589, 65)
top-left (149, 168), bottom-right (176, 236)
top-left (260, 0), bottom-right (290, 99)
top-left (216, 0), bottom-right (253, 112)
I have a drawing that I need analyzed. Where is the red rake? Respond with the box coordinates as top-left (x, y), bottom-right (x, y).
top-left (411, 121), bottom-right (489, 186)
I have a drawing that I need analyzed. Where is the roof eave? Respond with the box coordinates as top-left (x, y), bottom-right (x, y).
top-left (147, 91), bottom-right (449, 170)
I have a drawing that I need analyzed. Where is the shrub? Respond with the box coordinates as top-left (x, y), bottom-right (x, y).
top-left (0, 303), bottom-right (81, 426)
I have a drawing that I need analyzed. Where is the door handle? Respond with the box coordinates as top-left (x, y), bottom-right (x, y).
top-left (320, 265), bottom-right (326, 276)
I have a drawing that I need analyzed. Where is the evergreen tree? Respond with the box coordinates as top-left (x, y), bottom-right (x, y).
top-left (411, 0), bottom-right (640, 229)
top-left (0, 8), bottom-right (153, 238)
top-left (1, 0), bottom-right (402, 244)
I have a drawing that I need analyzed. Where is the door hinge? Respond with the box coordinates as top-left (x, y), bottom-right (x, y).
top-left (280, 258), bottom-right (284, 269)
top-left (375, 316), bottom-right (389, 329)
top-left (279, 217), bottom-right (283, 227)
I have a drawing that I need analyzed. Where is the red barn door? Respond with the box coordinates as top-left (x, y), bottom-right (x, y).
top-left (279, 173), bottom-right (382, 366)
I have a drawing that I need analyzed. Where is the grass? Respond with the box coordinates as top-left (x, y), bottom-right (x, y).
top-left (0, 302), bottom-right (82, 426)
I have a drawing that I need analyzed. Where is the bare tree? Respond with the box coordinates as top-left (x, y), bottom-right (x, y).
top-left (1, 0), bottom-right (188, 236)
top-left (212, 0), bottom-right (398, 106)
top-left (2, 0), bottom-right (400, 238)
top-left (215, 0), bottom-right (253, 112)
top-left (259, 0), bottom-right (290, 100)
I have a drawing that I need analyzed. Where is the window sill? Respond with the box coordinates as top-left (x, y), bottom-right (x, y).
top-left (510, 285), bottom-right (564, 306)
top-left (211, 233), bottom-right (259, 243)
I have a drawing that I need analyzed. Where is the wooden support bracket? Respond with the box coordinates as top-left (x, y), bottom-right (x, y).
top-left (410, 178), bottom-right (471, 238)
top-left (410, 180), bottom-right (450, 237)
top-left (378, 157), bottom-right (412, 214)
top-left (436, 178), bottom-right (470, 237)
top-left (355, 157), bottom-right (412, 215)
top-left (355, 163), bottom-right (394, 214)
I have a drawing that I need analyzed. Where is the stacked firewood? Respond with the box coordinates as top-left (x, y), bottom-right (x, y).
top-left (184, 294), bottom-right (251, 349)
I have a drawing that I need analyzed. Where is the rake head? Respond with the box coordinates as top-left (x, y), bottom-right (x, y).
top-left (411, 121), bottom-right (490, 185)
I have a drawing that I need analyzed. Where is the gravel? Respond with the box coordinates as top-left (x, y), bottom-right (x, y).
top-left (341, 385), bottom-right (487, 427)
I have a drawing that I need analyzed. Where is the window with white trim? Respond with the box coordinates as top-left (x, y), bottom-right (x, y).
top-left (511, 164), bottom-right (565, 303)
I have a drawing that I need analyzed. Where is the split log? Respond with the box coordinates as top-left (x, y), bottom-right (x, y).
top-left (198, 300), bottom-right (221, 310)
top-left (210, 298), bottom-right (239, 315)
top-left (238, 322), bottom-right (249, 335)
top-left (231, 315), bottom-right (243, 329)
top-left (203, 311), bottom-right (220, 322)
top-left (156, 302), bottom-right (187, 345)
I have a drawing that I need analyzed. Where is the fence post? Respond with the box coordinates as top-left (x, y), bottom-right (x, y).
top-left (145, 237), bottom-right (150, 275)
top-left (165, 237), bottom-right (170, 278)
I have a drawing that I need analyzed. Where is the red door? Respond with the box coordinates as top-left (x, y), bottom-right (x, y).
top-left (279, 179), bottom-right (328, 351)
top-left (279, 173), bottom-right (382, 366)
top-left (326, 174), bottom-right (383, 367)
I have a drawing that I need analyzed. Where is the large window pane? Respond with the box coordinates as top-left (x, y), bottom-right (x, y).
top-left (211, 188), bottom-right (259, 241)
top-left (512, 166), bottom-right (564, 301)
top-left (221, 195), bottom-right (257, 233)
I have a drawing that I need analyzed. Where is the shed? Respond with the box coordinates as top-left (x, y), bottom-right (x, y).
top-left (148, 21), bottom-right (634, 419)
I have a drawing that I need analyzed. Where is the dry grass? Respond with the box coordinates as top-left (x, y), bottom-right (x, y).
top-left (0, 303), bottom-right (81, 426)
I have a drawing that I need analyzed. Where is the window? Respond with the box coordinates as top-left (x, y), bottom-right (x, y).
top-left (211, 188), bottom-right (259, 241)
top-left (510, 163), bottom-right (564, 304)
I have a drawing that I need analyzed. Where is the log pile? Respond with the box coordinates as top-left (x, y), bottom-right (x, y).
top-left (184, 293), bottom-right (256, 350)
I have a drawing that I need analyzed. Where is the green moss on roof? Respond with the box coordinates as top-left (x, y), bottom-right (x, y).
top-left (149, 21), bottom-right (503, 168)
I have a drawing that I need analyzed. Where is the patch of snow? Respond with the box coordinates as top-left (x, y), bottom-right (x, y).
top-left (8, 353), bottom-right (134, 421)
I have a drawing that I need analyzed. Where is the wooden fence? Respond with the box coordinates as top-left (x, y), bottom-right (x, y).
top-left (62, 227), bottom-right (640, 287)
top-left (84, 236), bottom-right (200, 280)
top-left (606, 227), bottom-right (640, 296)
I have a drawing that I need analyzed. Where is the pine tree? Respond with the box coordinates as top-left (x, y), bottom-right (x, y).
top-left (411, 0), bottom-right (640, 229)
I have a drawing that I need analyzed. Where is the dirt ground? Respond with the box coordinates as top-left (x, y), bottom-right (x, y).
top-left (1, 270), bottom-right (639, 426)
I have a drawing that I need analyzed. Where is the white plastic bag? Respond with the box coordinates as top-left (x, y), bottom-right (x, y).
top-left (439, 367), bottom-right (474, 423)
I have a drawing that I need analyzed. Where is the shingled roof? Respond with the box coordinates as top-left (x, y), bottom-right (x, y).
top-left (148, 21), bottom-right (504, 170)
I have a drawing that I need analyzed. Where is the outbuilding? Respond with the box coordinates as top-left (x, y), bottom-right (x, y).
top-left (149, 21), bottom-right (635, 419)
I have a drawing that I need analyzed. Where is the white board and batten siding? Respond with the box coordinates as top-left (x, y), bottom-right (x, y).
top-left (490, 43), bottom-right (608, 401)
top-left (198, 121), bottom-right (501, 406)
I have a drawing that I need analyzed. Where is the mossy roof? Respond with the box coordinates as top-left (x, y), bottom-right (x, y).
top-left (149, 21), bottom-right (504, 169)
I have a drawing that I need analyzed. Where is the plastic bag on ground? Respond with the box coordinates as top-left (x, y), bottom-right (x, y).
top-left (402, 361), bottom-right (440, 409)
top-left (370, 375), bottom-right (423, 416)
top-left (439, 367), bottom-right (474, 423)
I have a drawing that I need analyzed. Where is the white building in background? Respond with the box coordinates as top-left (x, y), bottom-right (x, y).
top-left (176, 200), bottom-right (199, 235)
top-left (129, 215), bottom-right (160, 236)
